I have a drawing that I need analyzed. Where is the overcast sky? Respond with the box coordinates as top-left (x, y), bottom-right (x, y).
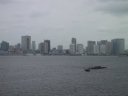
top-left (0, 0), bottom-right (128, 49)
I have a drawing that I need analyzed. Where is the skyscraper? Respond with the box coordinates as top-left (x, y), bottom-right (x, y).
top-left (44, 40), bottom-right (51, 54)
top-left (106, 42), bottom-right (112, 55)
top-left (21, 36), bottom-right (31, 52)
top-left (111, 39), bottom-right (125, 55)
top-left (87, 41), bottom-right (96, 55)
top-left (70, 44), bottom-right (76, 55)
top-left (57, 45), bottom-right (63, 54)
top-left (32, 41), bottom-right (36, 51)
top-left (72, 38), bottom-right (76, 45)
top-left (93, 44), bottom-right (100, 55)
top-left (0, 41), bottom-right (9, 51)
top-left (71, 38), bottom-right (77, 54)
top-left (76, 44), bottom-right (84, 55)
top-left (38, 42), bottom-right (44, 54)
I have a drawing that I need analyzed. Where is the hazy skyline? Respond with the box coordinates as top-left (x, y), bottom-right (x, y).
top-left (0, 0), bottom-right (128, 49)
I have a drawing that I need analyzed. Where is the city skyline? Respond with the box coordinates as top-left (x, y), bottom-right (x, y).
top-left (0, 35), bottom-right (126, 49)
top-left (0, 35), bottom-right (127, 49)
top-left (0, 36), bottom-right (126, 56)
top-left (0, 0), bottom-right (128, 49)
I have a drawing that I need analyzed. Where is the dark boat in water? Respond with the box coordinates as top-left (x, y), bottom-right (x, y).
top-left (85, 66), bottom-right (107, 72)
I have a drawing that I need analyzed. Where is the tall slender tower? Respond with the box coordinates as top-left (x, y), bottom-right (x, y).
top-left (32, 41), bottom-right (36, 51)
top-left (71, 38), bottom-right (77, 54)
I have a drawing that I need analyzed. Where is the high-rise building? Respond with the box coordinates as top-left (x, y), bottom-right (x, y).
top-left (97, 40), bottom-right (107, 55)
top-left (0, 41), bottom-right (9, 51)
top-left (21, 36), bottom-right (31, 52)
top-left (76, 44), bottom-right (84, 55)
top-left (93, 44), bottom-right (99, 55)
top-left (57, 45), bottom-right (63, 54)
top-left (72, 38), bottom-right (76, 45)
top-left (100, 44), bottom-right (106, 55)
top-left (38, 42), bottom-right (44, 54)
top-left (44, 40), bottom-right (51, 54)
top-left (111, 39), bottom-right (125, 55)
top-left (32, 41), bottom-right (36, 51)
top-left (71, 38), bottom-right (77, 53)
top-left (106, 42), bottom-right (112, 55)
top-left (87, 41), bottom-right (96, 55)
top-left (70, 44), bottom-right (76, 55)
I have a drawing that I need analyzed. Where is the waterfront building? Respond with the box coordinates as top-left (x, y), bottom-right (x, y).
top-left (57, 45), bottom-right (63, 54)
top-left (100, 44), bottom-right (106, 55)
top-left (71, 38), bottom-right (77, 53)
top-left (70, 44), bottom-right (76, 55)
top-left (32, 41), bottom-right (36, 51)
top-left (44, 40), bottom-right (51, 55)
top-left (93, 44), bottom-right (100, 55)
top-left (97, 40), bottom-right (108, 55)
top-left (21, 36), bottom-right (31, 52)
top-left (111, 39), bottom-right (125, 55)
top-left (106, 42), bottom-right (112, 55)
top-left (76, 44), bottom-right (84, 55)
top-left (0, 41), bottom-right (9, 51)
top-left (38, 42), bottom-right (44, 54)
top-left (51, 48), bottom-right (57, 55)
top-left (87, 41), bottom-right (96, 55)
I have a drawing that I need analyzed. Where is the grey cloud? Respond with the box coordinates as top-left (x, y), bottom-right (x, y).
top-left (96, 0), bottom-right (128, 16)
top-left (29, 11), bottom-right (51, 18)
top-left (0, 0), bottom-right (13, 4)
top-left (0, 0), bottom-right (128, 48)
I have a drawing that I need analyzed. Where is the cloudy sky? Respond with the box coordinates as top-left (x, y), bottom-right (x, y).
top-left (0, 0), bottom-right (128, 49)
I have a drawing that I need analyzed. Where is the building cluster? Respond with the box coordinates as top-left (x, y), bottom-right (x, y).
top-left (0, 35), bottom-right (126, 56)
top-left (69, 38), bottom-right (84, 55)
top-left (86, 39), bottom-right (125, 55)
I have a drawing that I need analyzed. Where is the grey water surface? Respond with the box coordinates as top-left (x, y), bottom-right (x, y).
top-left (0, 56), bottom-right (128, 96)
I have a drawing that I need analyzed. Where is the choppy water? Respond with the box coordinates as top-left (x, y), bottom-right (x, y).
top-left (0, 56), bottom-right (128, 96)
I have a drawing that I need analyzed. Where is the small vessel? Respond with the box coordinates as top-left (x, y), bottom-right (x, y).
top-left (85, 69), bottom-right (90, 72)
top-left (85, 66), bottom-right (107, 72)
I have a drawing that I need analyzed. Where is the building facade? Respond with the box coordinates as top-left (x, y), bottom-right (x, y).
top-left (21, 36), bottom-right (31, 52)
top-left (57, 45), bottom-right (63, 54)
top-left (44, 40), bottom-right (51, 55)
top-left (38, 42), bottom-right (44, 54)
top-left (76, 44), bottom-right (84, 55)
top-left (87, 41), bottom-right (96, 55)
top-left (70, 44), bottom-right (76, 55)
top-left (71, 38), bottom-right (77, 53)
top-left (111, 39), bottom-right (125, 55)
top-left (32, 41), bottom-right (36, 51)
top-left (0, 41), bottom-right (9, 51)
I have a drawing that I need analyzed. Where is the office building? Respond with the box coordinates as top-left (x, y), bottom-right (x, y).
top-left (93, 44), bottom-right (100, 55)
top-left (0, 41), bottom-right (9, 51)
top-left (44, 40), bottom-right (51, 54)
top-left (70, 44), bottom-right (76, 55)
top-left (57, 45), bottom-right (63, 54)
top-left (106, 42), bottom-right (112, 55)
top-left (32, 41), bottom-right (36, 51)
top-left (100, 44), bottom-right (106, 55)
top-left (111, 39), bottom-right (125, 55)
top-left (76, 44), bottom-right (84, 55)
top-left (38, 42), bottom-right (44, 54)
top-left (87, 41), bottom-right (96, 55)
top-left (71, 38), bottom-right (77, 53)
top-left (21, 36), bottom-right (31, 52)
